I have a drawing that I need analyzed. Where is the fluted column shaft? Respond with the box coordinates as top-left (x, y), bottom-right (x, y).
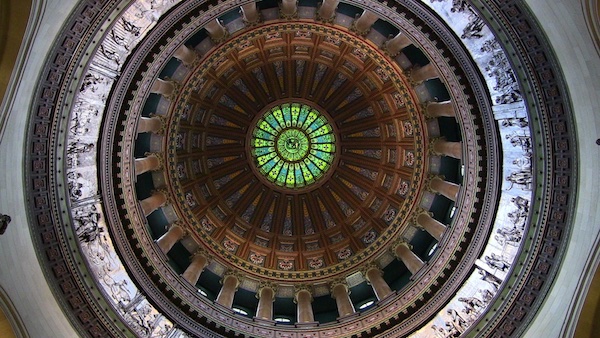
top-left (205, 19), bottom-right (228, 41)
top-left (241, 3), bottom-right (260, 24)
top-left (295, 289), bottom-right (314, 323)
top-left (156, 224), bottom-right (184, 254)
top-left (411, 63), bottom-right (438, 83)
top-left (331, 283), bottom-right (355, 317)
top-left (433, 139), bottom-right (463, 159)
top-left (173, 45), bottom-right (199, 66)
top-left (385, 33), bottom-right (411, 56)
top-left (394, 242), bottom-right (425, 275)
top-left (135, 155), bottom-right (160, 175)
top-left (256, 286), bottom-right (275, 320)
top-left (353, 10), bottom-right (378, 33)
top-left (426, 101), bottom-right (456, 118)
top-left (317, 0), bottom-right (339, 20)
top-left (216, 274), bottom-right (240, 308)
top-left (365, 267), bottom-right (393, 300)
top-left (138, 116), bottom-right (163, 134)
top-left (430, 177), bottom-right (460, 201)
top-left (150, 78), bottom-right (177, 97)
top-left (280, 0), bottom-right (297, 16)
top-left (140, 191), bottom-right (167, 216)
top-left (182, 253), bottom-right (208, 285)
top-left (416, 213), bottom-right (447, 241)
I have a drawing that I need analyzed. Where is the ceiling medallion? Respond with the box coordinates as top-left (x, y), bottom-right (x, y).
top-left (159, 22), bottom-right (427, 282)
top-left (251, 103), bottom-right (336, 190)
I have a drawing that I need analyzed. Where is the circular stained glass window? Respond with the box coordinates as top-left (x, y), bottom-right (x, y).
top-left (251, 103), bottom-right (336, 189)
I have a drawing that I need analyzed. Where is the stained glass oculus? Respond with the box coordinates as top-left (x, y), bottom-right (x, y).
top-left (251, 103), bottom-right (336, 189)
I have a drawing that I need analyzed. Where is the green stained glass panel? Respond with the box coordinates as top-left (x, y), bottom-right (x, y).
top-left (313, 135), bottom-right (335, 144)
top-left (291, 104), bottom-right (300, 127)
top-left (251, 103), bottom-right (336, 189)
top-left (254, 146), bottom-right (275, 157)
top-left (258, 120), bottom-right (277, 136)
top-left (298, 106), bottom-right (309, 128)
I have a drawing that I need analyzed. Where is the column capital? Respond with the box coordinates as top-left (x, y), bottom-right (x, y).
top-left (293, 284), bottom-right (313, 303)
top-left (428, 137), bottom-right (443, 156)
top-left (147, 114), bottom-right (167, 135)
top-left (350, 11), bottom-right (378, 36)
top-left (166, 222), bottom-right (187, 239)
top-left (360, 262), bottom-right (382, 281)
top-left (430, 137), bottom-right (463, 159)
top-left (257, 281), bottom-right (278, 300)
top-left (411, 208), bottom-right (433, 227)
top-left (391, 239), bottom-right (412, 255)
top-left (173, 45), bottom-right (202, 68)
top-left (143, 152), bottom-right (164, 171)
top-left (428, 175), bottom-right (460, 201)
top-left (329, 279), bottom-right (350, 296)
top-left (154, 189), bottom-right (171, 205)
top-left (205, 19), bottom-right (230, 43)
top-left (151, 79), bottom-right (181, 101)
top-left (221, 270), bottom-right (242, 288)
top-left (425, 174), bottom-right (444, 192)
top-left (240, 3), bottom-right (261, 26)
top-left (408, 63), bottom-right (438, 86)
top-left (316, 4), bottom-right (335, 23)
top-left (279, 0), bottom-right (298, 19)
top-left (190, 249), bottom-right (211, 263)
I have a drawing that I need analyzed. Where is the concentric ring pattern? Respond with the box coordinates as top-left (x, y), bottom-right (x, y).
top-left (164, 23), bottom-right (429, 280)
top-left (19, 0), bottom-right (578, 337)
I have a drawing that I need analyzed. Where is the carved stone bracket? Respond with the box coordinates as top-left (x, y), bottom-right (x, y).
top-left (147, 113), bottom-right (167, 135)
top-left (293, 284), bottom-right (313, 303)
top-left (257, 281), bottom-right (278, 299)
top-left (144, 152), bottom-right (165, 171)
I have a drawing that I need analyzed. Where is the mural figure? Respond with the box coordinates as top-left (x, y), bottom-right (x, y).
top-left (485, 253), bottom-right (511, 272)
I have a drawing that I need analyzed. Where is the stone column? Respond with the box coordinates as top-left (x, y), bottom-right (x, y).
top-left (255, 283), bottom-right (277, 320)
top-left (415, 212), bottom-right (447, 241)
top-left (410, 63), bottom-right (438, 84)
top-left (384, 33), bottom-right (412, 56)
top-left (135, 154), bottom-right (160, 175)
top-left (432, 138), bottom-right (463, 159)
top-left (294, 286), bottom-right (314, 323)
top-left (280, 0), bottom-right (298, 18)
top-left (425, 101), bottom-right (456, 118)
top-left (393, 241), bottom-right (425, 275)
top-left (138, 116), bottom-right (164, 134)
top-left (216, 272), bottom-right (240, 308)
top-left (330, 281), bottom-right (355, 317)
top-left (182, 251), bottom-right (209, 285)
top-left (140, 191), bottom-right (167, 216)
top-left (429, 176), bottom-right (460, 201)
top-left (173, 45), bottom-right (200, 67)
top-left (363, 264), bottom-right (393, 300)
top-left (317, 0), bottom-right (339, 21)
top-left (352, 10), bottom-right (378, 36)
top-left (205, 19), bottom-right (229, 43)
top-left (240, 3), bottom-right (260, 25)
top-left (156, 224), bottom-right (184, 254)
top-left (150, 78), bottom-right (179, 99)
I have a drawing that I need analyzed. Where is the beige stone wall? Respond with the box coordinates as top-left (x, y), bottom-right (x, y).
top-left (522, 0), bottom-right (600, 337)
top-left (0, 1), bottom-right (79, 337)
